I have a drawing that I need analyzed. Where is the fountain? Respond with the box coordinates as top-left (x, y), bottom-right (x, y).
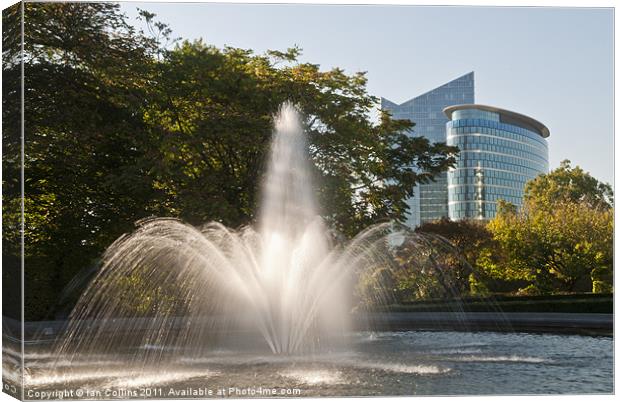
top-left (4, 103), bottom-right (612, 397)
top-left (55, 102), bottom-right (395, 362)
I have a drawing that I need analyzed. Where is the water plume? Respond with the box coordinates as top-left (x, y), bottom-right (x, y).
top-left (56, 103), bottom-right (395, 364)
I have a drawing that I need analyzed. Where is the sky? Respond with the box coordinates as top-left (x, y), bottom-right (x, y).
top-left (120, 2), bottom-right (614, 185)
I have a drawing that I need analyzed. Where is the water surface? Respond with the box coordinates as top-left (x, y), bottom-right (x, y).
top-left (8, 330), bottom-right (612, 398)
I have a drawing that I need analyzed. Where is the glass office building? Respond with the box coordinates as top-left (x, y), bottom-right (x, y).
top-left (444, 104), bottom-right (550, 220)
top-left (381, 72), bottom-right (475, 227)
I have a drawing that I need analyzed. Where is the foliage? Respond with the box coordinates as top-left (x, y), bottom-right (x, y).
top-left (3, 3), bottom-right (458, 319)
top-left (3, 3), bottom-right (168, 319)
top-left (416, 218), bottom-right (493, 266)
top-left (415, 218), bottom-right (492, 295)
top-left (404, 162), bottom-right (614, 298)
top-left (145, 38), bottom-right (458, 234)
top-left (354, 266), bottom-right (399, 310)
top-left (524, 159), bottom-right (613, 209)
top-left (2, 3), bottom-right (23, 319)
top-left (415, 218), bottom-right (519, 295)
top-left (485, 163), bottom-right (613, 294)
top-left (390, 232), bottom-right (473, 302)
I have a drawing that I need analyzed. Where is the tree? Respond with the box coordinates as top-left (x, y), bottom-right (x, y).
top-left (4, 3), bottom-right (166, 319)
top-left (415, 218), bottom-right (500, 295)
top-left (2, 3), bottom-right (23, 319)
top-left (417, 218), bottom-right (494, 266)
top-left (144, 39), bottom-right (459, 235)
top-left (389, 230), bottom-right (474, 301)
top-left (525, 159), bottom-right (613, 210)
top-left (485, 163), bottom-right (613, 294)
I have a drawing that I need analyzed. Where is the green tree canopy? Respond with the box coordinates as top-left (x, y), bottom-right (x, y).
top-left (144, 38), bottom-right (458, 234)
top-left (524, 159), bottom-right (613, 210)
top-left (3, 2), bottom-right (167, 319)
top-left (417, 218), bottom-right (494, 265)
top-left (416, 218), bottom-right (524, 295)
top-left (485, 163), bottom-right (613, 294)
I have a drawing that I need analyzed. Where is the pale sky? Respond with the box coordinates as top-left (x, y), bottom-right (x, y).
top-left (120, 2), bottom-right (614, 185)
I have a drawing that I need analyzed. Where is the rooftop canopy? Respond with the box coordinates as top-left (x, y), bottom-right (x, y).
top-left (443, 104), bottom-right (550, 138)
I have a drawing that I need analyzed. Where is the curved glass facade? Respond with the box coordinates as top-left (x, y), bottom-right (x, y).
top-left (446, 106), bottom-right (549, 220)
